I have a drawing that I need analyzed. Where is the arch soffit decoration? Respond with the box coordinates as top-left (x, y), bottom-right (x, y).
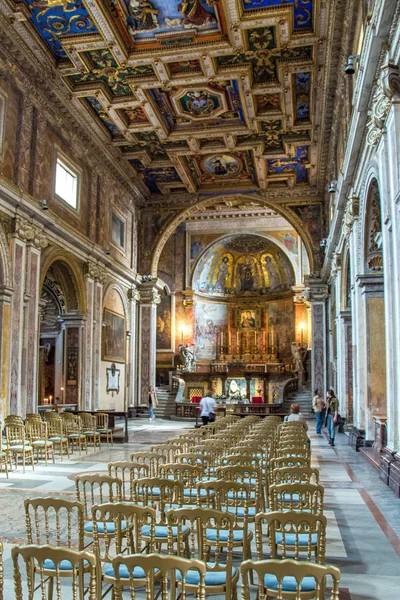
top-left (102, 282), bottom-right (130, 329)
top-left (0, 220), bottom-right (12, 288)
top-left (189, 231), bottom-right (300, 288)
top-left (39, 247), bottom-right (87, 314)
top-left (149, 195), bottom-right (317, 278)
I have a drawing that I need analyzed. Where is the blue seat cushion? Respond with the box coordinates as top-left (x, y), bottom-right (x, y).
top-left (49, 437), bottom-right (68, 442)
top-left (264, 574), bottom-right (316, 592)
top-left (84, 521), bottom-right (126, 534)
top-left (176, 564), bottom-right (236, 586)
top-left (10, 445), bottom-right (33, 451)
top-left (225, 506), bottom-right (256, 518)
top-left (201, 476), bottom-right (217, 482)
top-left (32, 440), bottom-right (51, 446)
top-left (275, 533), bottom-right (318, 546)
top-left (136, 487), bottom-right (160, 496)
top-left (183, 488), bottom-right (210, 498)
top-left (206, 529), bottom-right (246, 542)
top-left (43, 559), bottom-right (88, 571)
top-left (68, 434), bottom-right (86, 439)
top-left (103, 563), bottom-right (153, 579)
top-left (141, 524), bottom-right (189, 538)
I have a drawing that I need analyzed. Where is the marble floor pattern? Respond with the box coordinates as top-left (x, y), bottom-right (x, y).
top-left (1, 418), bottom-right (400, 598)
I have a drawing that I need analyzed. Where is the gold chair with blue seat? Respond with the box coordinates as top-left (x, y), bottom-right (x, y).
top-left (24, 497), bottom-right (92, 595)
top-left (95, 412), bottom-right (114, 446)
top-left (160, 463), bottom-right (204, 505)
top-left (26, 420), bottom-right (55, 466)
top-left (6, 422), bottom-right (35, 473)
top-left (240, 557), bottom-right (340, 600)
top-left (12, 544), bottom-right (99, 600)
top-left (272, 466), bottom-right (320, 487)
top-left (131, 477), bottom-right (190, 553)
top-left (255, 511), bottom-right (327, 564)
top-left (197, 479), bottom-right (253, 562)
top-left (91, 502), bottom-right (158, 595)
top-left (269, 483), bottom-right (324, 515)
top-left (46, 415), bottom-right (70, 460)
top-left (216, 464), bottom-right (265, 511)
top-left (79, 413), bottom-right (101, 450)
top-left (167, 507), bottom-right (239, 600)
top-left (112, 552), bottom-right (206, 600)
top-left (129, 451), bottom-right (166, 477)
top-left (75, 473), bottom-right (123, 540)
top-left (62, 414), bottom-right (88, 456)
top-left (108, 460), bottom-right (149, 502)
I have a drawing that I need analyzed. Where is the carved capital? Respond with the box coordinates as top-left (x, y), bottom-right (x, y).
top-left (128, 286), bottom-right (141, 302)
top-left (139, 284), bottom-right (161, 305)
top-left (367, 60), bottom-right (400, 146)
top-left (342, 195), bottom-right (360, 237)
top-left (85, 261), bottom-right (106, 284)
top-left (303, 278), bottom-right (329, 302)
top-left (13, 216), bottom-right (48, 250)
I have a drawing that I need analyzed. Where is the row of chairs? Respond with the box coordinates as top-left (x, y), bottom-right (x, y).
top-left (7, 415), bottom-right (341, 599)
top-left (0, 411), bottom-right (114, 475)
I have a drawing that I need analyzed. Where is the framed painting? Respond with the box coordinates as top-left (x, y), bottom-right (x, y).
top-left (236, 307), bottom-right (261, 330)
top-left (156, 293), bottom-right (175, 352)
top-left (102, 308), bottom-right (126, 363)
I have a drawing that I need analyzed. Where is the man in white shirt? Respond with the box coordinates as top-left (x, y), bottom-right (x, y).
top-left (199, 390), bottom-right (216, 426)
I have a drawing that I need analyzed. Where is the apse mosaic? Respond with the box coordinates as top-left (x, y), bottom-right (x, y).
top-left (20, 0), bottom-right (327, 203)
top-left (241, 0), bottom-right (313, 31)
top-left (192, 234), bottom-right (295, 298)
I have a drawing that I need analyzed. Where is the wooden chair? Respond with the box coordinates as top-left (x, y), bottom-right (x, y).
top-left (272, 466), bottom-right (320, 486)
top-left (47, 416), bottom-right (70, 460)
top-left (256, 511), bottom-right (327, 563)
top-left (112, 553), bottom-right (206, 600)
top-left (63, 415), bottom-right (88, 455)
top-left (92, 502), bottom-right (158, 594)
top-left (129, 451), bottom-right (166, 477)
top-left (80, 413), bottom-right (101, 450)
top-left (241, 557), bottom-right (341, 600)
top-left (0, 428), bottom-right (9, 478)
top-left (25, 497), bottom-right (85, 550)
top-left (12, 544), bottom-right (99, 600)
top-left (75, 474), bottom-right (122, 538)
top-left (108, 461), bottom-right (149, 501)
top-left (6, 422), bottom-right (35, 473)
top-left (269, 483), bottom-right (324, 515)
top-left (167, 507), bottom-right (239, 600)
top-left (96, 412), bottom-right (114, 445)
top-left (26, 420), bottom-right (55, 466)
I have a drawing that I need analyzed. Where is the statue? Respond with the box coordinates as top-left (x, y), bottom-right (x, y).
top-left (127, 0), bottom-right (160, 33)
top-left (291, 342), bottom-right (306, 373)
top-left (179, 344), bottom-right (196, 372)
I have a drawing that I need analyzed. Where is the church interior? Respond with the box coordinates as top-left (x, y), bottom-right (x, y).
top-left (0, 0), bottom-right (400, 597)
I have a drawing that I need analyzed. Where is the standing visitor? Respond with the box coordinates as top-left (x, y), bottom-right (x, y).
top-left (324, 389), bottom-right (339, 446)
top-left (199, 390), bottom-right (216, 426)
top-left (147, 386), bottom-right (158, 421)
top-left (312, 389), bottom-right (325, 434)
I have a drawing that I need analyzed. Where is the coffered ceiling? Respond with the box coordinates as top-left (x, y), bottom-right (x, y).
top-left (5, 0), bottom-right (336, 200)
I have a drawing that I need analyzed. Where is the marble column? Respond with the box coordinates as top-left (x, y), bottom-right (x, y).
top-left (63, 313), bottom-right (86, 408)
top-left (137, 282), bottom-right (160, 406)
top-left (23, 244), bottom-right (42, 416)
top-left (92, 280), bottom-right (103, 410)
top-left (128, 286), bottom-right (140, 408)
top-left (304, 280), bottom-right (329, 397)
top-left (0, 286), bottom-right (13, 421)
top-left (83, 262), bottom-right (105, 410)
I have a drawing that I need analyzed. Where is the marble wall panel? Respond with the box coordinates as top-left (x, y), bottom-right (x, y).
top-left (0, 76), bottom-right (19, 182)
top-left (367, 296), bottom-right (386, 415)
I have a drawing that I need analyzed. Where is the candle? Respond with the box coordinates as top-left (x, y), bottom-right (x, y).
top-left (271, 328), bottom-right (274, 348)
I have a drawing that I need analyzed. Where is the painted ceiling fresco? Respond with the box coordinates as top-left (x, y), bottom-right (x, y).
top-left (192, 234), bottom-right (295, 298)
top-left (16, 0), bottom-right (327, 199)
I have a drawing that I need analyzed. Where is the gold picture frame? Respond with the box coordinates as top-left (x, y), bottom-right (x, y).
top-left (236, 307), bottom-right (261, 330)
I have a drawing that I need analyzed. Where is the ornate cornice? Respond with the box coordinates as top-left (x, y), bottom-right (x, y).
top-left (139, 282), bottom-right (161, 305)
top-left (128, 286), bottom-right (141, 302)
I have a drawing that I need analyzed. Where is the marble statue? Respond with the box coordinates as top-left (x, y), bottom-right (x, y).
top-left (179, 343), bottom-right (196, 371)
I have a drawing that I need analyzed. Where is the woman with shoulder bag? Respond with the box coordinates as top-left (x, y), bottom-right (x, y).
top-left (324, 389), bottom-right (339, 447)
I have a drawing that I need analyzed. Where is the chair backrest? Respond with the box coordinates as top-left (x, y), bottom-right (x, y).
top-left (46, 417), bottom-right (64, 438)
top-left (75, 474), bottom-right (122, 520)
top-left (12, 544), bottom-right (99, 600)
top-left (6, 422), bottom-right (26, 446)
top-left (159, 463), bottom-right (202, 488)
top-left (4, 415), bottom-right (23, 425)
top-left (62, 415), bottom-right (83, 434)
top-left (129, 451), bottom-right (166, 476)
top-left (255, 511), bottom-right (327, 563)
top-left (216, 464), bottom-right (263, 507)
top-left (26, 420), bottom-right (48, 442)
top-left (95, 412), bottom-right (109, 429)
top-left (108, 461), bottom-right (149, 501)
top-left (80, 413), bottom-right (96, 430)
top-left (198, 479), bottom-right (253, 528)
top-left (149, 444), bottom-right (177, 462)
top-left (24, 497), bottom-right (85, 549)
top-left (43, 410), bottom-right (58, 421)
top-left (241, 558), bottom-right (340, 600)
top-left (270, 456), bottom-right (310, 474)
top-left (272, 465), bottom-right (320, 486)
top-left (112, 552), bottom-right (206, 600)
top-left (269, 483), bottom-right (324, 514)
top-left (25, 413), bottom-right (42, 423)
top-left (92, 502), bottom-right (157, 563)
top-left (131, 477), bottom-right (184, 518)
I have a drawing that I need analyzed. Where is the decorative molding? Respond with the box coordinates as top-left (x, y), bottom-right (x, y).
top-left (303, 278), bottom-right (329, 302)
top-left (367, 59), bottom-right (400, 146)
top-left (128, 286), bottom-right (141, 302)
top-left (342, 195), bottom-right (360, 237)
top-left (13, 216), bottom-right (48, 250)
top-left (85, 261), bottom-right (106, 284)
top-left (139, 285), bottom-right (161, 305)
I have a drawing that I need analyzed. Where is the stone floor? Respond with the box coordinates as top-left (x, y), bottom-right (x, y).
top-left (1, 417), bottom-right (400, 598)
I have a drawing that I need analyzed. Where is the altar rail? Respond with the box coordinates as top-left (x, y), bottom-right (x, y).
top-left (175, 402), bottom-right (285, 420)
